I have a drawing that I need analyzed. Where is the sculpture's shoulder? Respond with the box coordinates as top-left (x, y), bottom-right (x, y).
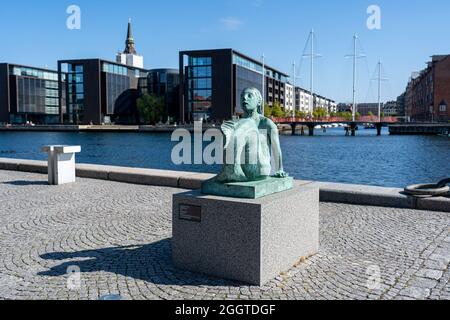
top-left (221, 120), bottom-right (237, 133)
top-left (258, 115), bottom-right (278, 129)
top-left (221, 121), bottom-right (236, 149)
top-left (222, 118), bottom-right (255, 132)
top-left (221, 120), bottom-right (247, 149)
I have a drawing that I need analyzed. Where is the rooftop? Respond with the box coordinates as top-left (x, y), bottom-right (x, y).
top-left (180, 48), bottom-right (289, 77)
top-left (58, 58), bottom-right (148, 72)
top-left (0, 62), bottom-right (59, 73)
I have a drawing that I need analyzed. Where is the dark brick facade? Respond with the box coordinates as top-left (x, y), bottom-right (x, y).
top-left (406, 55), bottom-right (450, 122)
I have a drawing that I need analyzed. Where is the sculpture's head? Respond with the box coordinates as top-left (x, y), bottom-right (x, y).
top-left (241, 87), bottom-right (263, 115)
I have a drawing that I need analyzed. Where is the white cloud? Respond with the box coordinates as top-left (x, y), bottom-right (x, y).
top-left (220, 17), bottom-right (243, 31)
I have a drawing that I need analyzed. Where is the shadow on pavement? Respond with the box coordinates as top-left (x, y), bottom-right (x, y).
top-left (3, 180), bottom-right (48, 186)
top-left (38, 238), bottom-right (244, 287)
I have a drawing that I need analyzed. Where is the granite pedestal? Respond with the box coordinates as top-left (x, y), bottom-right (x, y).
top-left (172, 182), bottom-right (319, 286)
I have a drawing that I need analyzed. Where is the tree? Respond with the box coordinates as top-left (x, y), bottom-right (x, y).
top-left (271, 101), bottom-right (284, 118)
top-left (284, 109), bottom-right (294, 117)
top-left (137, 94), bottom-right (166, 125)
top-left (295, 110), bottom-right (307, 119)
top-left (368, 111), bottom-right (374, 117)
top-left (340, 111), bottom-right (353, 121)
top-left (313, 107), bottom-right (327, 119)
top-left (264, 104), bottom-right (272, 118)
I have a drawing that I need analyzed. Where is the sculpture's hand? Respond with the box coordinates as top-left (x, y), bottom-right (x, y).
top-left (274, 170), bottom-right (288, 178)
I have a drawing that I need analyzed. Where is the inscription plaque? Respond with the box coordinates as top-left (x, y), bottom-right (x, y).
top-left (179, 204), bottom-right (202, 222)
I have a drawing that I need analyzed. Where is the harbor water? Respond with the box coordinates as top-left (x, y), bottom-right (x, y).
top-left (0, 128), bottom-right (449, 188)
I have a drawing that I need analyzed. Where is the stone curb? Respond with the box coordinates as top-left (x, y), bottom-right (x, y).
top-left (0, 158), bottom-right (448, 213)
top-left (314, 182), bottom-right (450, 213)
top-left (316, 182), bottom-right (415, 208)
top-left (0, 158), bottom-right (216, 190)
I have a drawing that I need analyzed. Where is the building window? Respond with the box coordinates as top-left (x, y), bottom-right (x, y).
top-left (188, 66), bottom-right (212, 78)
top-left (233, 54), bottom-right (263, 74)
top-left (102, 63), bottom-right (130, 76)
top-left (105, 73), bottom-right (131, 115)
top-left (235, 65), bottom-right (263, 114)
top-left (65, 63), bottom-right (86, 124)
top-left (11, 66), bottom-right (58, 81)
top-left (187, 56), bottom-right (213, 120)
top-left (14, 70), bottom-right (61, 117)
top-left (189, 57), bottom-right (212, 66)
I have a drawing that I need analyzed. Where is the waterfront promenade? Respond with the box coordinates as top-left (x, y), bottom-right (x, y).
top-left (0, 169), bottom-right (448, 300)
top-left (2, 122), bottom-right (449, 137)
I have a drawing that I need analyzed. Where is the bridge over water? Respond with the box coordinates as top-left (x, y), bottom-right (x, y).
top-left (273, 116), bottom-right (399, 136)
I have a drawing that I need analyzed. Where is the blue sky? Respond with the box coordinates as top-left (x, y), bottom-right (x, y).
top-left (1, 0), bottom-right (449, 103)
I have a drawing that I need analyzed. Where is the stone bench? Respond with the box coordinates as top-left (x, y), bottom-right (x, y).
top-left (42, 145), bottom-right (81, 185)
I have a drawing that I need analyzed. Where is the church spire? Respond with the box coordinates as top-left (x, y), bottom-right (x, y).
top-left (124, 18), bottom-right (137, 55)
top-left (116, 18), bottom-right (144, 69)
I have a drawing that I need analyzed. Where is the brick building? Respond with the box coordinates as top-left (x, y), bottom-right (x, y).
top-left (405, 55), bottom-right (450, 122)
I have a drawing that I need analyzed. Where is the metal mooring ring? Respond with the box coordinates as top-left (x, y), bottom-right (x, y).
top-left (437, 178), bottom-right (450, 188)
top-left (404, 178), bottom-right (450, 197)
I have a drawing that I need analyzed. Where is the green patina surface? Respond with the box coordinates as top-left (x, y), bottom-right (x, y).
top-left (202, 87), bottom-right (293, 199)
top-left (202, 176), bottom-right (294, 199)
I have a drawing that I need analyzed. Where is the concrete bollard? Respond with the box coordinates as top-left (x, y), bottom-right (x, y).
top-left (41, 145), bottom-right (81, 185)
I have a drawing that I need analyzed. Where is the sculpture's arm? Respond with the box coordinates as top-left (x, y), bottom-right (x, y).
top-left (212, 121), bottom-right (247, 183)
top-left (266, 120), bottom-right (288, 178)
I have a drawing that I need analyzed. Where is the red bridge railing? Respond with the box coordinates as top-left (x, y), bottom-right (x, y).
top-left (272, 116), bottom-right (399, 124)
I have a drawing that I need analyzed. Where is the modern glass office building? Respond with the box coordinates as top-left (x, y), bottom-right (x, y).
top-left (233, 53), bottom-right (288, 109)
top-left (186, 57), bottom-right (213, 121)
top-left (179, 49), bottom-right (289, 122)
top-left (234, 64), bottom-right (263, 114)
top-left (0, 63), bottom-right (66, 124)
top-left (139, 69), bottom-right (180, 121)
top-left (58, 59), bottom-right (147, 125)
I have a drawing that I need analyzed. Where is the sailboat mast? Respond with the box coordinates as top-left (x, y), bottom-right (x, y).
top-left (262, 54), bottom-right (265, 109)
top-left (293, 61), bottom-right (296, 117)
top-left (377, 60), bottom-right (382, 122)
top-left (310, 29), bottom-right (314, 113)
top-left (352, 34), bottom-right (357, 122)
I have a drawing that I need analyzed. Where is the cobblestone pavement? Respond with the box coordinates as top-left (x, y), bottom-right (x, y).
top-left (0, 170), bottom-right (448, 300)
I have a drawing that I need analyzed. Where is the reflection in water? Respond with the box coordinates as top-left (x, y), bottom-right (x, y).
top-left (0, 129), bottom-right (448, 188)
